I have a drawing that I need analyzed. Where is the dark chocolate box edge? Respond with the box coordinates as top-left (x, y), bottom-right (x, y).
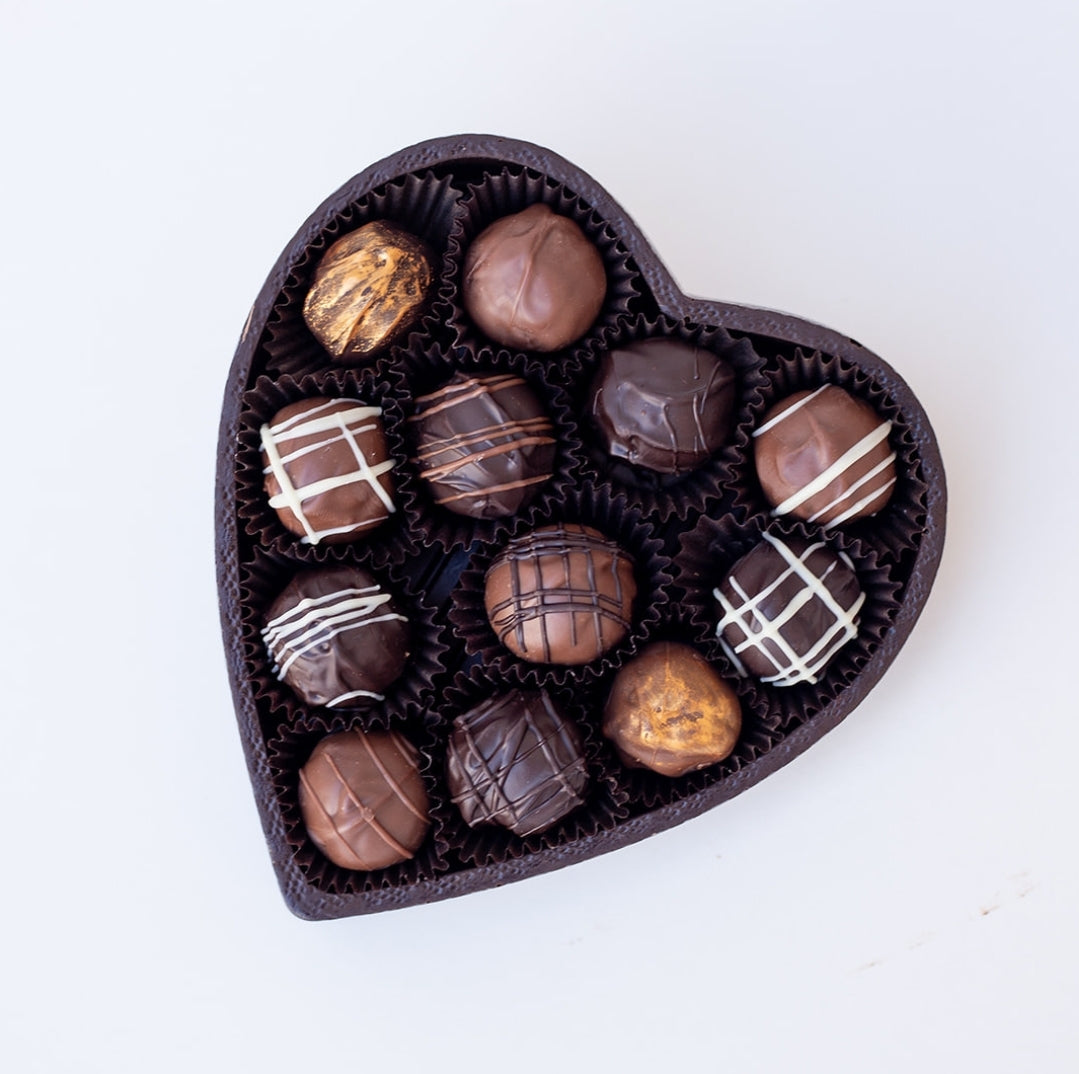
top-left (215, 133), bottom-right (947, 921)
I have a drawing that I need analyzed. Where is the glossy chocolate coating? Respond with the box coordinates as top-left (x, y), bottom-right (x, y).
top-left (299, 730), bottom-right (429, 871)
top-left (260, 396), bottom-right (396, 545)
top-left (303, 220), bottom-right (434, 362)
top-left (484, 523), bottom-right (636, 665)
top-left (263, 566), bottom-right (409, 708)
top-left (602, 642), bottom-right (742, 777)
top-left (446, 689), bottom-right (588, 837)
top-left (714, 534), bottom-right (864, 687)
top-left (754, 385), bottom-right (896, 526)
top-left (589, 339), bottom-right (736, 475)
top-left (463, 203), bottom-right (606, 351)
top-left (408, 372), bottom-right (556, 519)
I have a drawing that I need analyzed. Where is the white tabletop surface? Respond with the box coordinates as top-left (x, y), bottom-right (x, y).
top-left (3, 1), bottom-right (1077, 1071)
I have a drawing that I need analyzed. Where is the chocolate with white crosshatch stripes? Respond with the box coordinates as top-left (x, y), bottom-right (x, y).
top-left (260, 396), bottom-right (396, 545)
top-left (713, 533), bottom-right (864, 688)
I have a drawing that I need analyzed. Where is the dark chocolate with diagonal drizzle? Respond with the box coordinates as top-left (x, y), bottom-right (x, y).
top-left (446, 689), bottom-right (588, 836)
top-left (408, 372), bottom-right (556, 518)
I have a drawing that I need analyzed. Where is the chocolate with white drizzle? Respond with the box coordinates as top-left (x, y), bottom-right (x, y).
top-left (753, 385), bottom-right (896, 527)
top-left (263, 566), bottom-right (409, 708)
top-left (260, 396), bottom-right (396, 545)
top-left (408, 372), bottom-right (556, 518)
top-left (713, 533), bottom-right (864, 687)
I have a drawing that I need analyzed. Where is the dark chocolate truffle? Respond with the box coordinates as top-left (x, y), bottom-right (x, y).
top-left (589, 339), bottom-right (736, 475)
top-left (263, 566), bottom-right (409, 708)
top-left (303, 220), bottom-right (434, 361)
top-left (299, 730), bottom-right (429, 871)
top-left (753, 385), bottom-right (896, 526)
top-left (463, 203), bottom-right (606, 351)
top-left (484, 523), bottom-right (637, 665)
top-left (408, 372), bottom-right (556, 518)
top-left (602, 642), bottom-right (742, 777)
top-left (713, 533), bottom-right (864, 687)
top-left (446, 689), bottom-right (588, 837)
top-left (260, 397), bottom-right (396, 545)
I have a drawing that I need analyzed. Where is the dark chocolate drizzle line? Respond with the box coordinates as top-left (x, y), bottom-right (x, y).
top-left (454, 712), bottom-right (521, 828)
top-left (528, 693), bottom-right (587, 814)
top-left (488, 527), bottom-right (633, 657)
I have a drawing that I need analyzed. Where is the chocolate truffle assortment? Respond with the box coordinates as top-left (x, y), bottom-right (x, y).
top-left (217, 136), bottom-right (943, 918)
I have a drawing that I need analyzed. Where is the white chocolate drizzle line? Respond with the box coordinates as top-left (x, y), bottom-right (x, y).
top-left (809, 454), bottom-right (897, 528)
top-left (326, 689), bottom-right (384, 707)
top-left (752, 386), bottom-right (830, 438)
top-left (713, 533), bottom-right (864, 687)
top-left (770, 421), bottom-right (892, 518)
top-left (259, 401), bottom-right (395, 545)
top-left (262, 586), bottom-right (408, 679)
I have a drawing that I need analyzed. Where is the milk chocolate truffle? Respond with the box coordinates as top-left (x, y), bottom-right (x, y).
top-left (263, 566), bottom-right (409, 708)
top-left (463, 203), bottom-right (606, 351)
top-left (299, 730), bottom-right (429, 871)
top-left (589, 339), bottom-right (737, 475)
top-left (446, 689), bottom-right (588, 837)
top-left (485, 523), bottom-right (637, 665)
top-left (260, 397), bottom-right (396, 545)
top-left (754, 385), bottom-right (896, 526)
top-left (408, 372), bottom-right (556, 518)
top-left (303, 220), bottom-right (434, 362)
top-left (602, 642), bottom-right (742, 777)
top-left (714, 533), bottom-right (864, 687)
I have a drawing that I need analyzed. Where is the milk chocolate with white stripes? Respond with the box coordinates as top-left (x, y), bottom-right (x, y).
top-left (260, 396), bottom-right (396, 545)
top-left (713, 533), bottom-right (864, 687)
top-left (300, 730), bottom-right (430, 871)
top-left (445, 689), bottom-right (588, 836)
top-left (409, 372), bottom-right (556, 518)
top-left (263, 566), bottom-right (409, 708)
top-left (753, 385), bottom-right (896, 527)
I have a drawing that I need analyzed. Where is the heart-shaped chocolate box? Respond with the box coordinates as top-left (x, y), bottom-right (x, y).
top-left (216, 134), bottom-right (946, 920)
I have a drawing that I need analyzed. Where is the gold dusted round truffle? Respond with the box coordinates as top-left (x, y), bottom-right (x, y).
top-left (602, 641), bottom-right (741, 777)
top-left (303, 220), bottom-right (434, 362)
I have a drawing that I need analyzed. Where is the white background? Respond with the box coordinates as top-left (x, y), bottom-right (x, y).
top-left (2, 1), bottom-right (1077, 1071)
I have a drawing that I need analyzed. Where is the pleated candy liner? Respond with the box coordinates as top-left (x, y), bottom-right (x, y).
top-left (235, 364), bottom-right (417, 568)
top-left (569, 313), bottom-right (770, 523)
top-left (441, 166), bottom-right (641, 373)
top-left (237, 545), bottom-right (451, 736)
top-left (727, 346), bottom-right (929, 568)
top-left (447, 481), bottom-right (673, 690)
top-left (259, 170), bottom-right (462, 377)
top-left (266, 710), bottom-right (451, 897)
top-left (388, 339), bottom-right (585, 554)
top-left (431, 662), bottom-right (629, 869)
top-left (676, 513), bottom-right (901, 732)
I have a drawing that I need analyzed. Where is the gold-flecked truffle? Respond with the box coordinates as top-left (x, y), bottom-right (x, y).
top-left (303, 220), bottom-right (433, 362)
top-left (602, 641), bottom-right (741, 777)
